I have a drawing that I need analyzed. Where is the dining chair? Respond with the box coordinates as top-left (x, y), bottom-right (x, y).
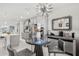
top-left (8, 35), bottom-right (35, 56)
top-left (7, 45), bottom-right (35, 56)
top-left (47, 39), bottom-right (65, 56)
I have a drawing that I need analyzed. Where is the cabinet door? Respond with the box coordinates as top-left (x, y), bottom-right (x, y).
top-left (76, 39), bottom-right (79, 56)
top-left (64, 41), bottom-right (73, 55)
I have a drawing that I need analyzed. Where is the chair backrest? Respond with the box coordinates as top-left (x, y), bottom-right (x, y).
top-left (10, 35), bottom-right (20, 48)
top-left (58, 39), bottom-right (64, 51)
top-left (22, 32), bottom-right (29, 41)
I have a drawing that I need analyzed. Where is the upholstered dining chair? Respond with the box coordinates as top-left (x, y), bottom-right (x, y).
top-left (47, 39), bottom-right (65, 56)
top-left (7, 35), bottom-right (35, 56)
top-left (7, 45), bottom-right (35, 56)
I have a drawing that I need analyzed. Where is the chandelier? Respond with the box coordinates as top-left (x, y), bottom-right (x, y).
top-left (36, 3), bottom-right (53, 16)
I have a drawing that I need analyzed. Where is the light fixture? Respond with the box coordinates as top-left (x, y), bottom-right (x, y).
top-left (36, 3), bottom-right (53, 16)
top-left (36, 3), bottom-right (53, 40)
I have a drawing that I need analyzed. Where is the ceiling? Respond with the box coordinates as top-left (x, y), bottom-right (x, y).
top-left (0, 3), bottom-right (38, 21)
top-left (0, 3), bottom-right (79, 21)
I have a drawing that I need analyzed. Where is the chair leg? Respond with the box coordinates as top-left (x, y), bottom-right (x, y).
top-left (54, 53), bottom-right (56, 56)
top-left (49, 53), bottom-right (50, 56)
top-left (49, 53), bottom-right (56, 56)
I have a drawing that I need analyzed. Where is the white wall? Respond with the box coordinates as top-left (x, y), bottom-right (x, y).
top-left (0, 3), bottom-right (37, 34)
top-left (0, 3), bottom-right (79, 37)
top-left (48, 3), bottom-right (79, 37)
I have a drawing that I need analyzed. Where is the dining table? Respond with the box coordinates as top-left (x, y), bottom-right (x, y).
top-left (26, 39), bottom-right (50, 56)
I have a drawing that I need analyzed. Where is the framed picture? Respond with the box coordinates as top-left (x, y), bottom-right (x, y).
top-left (52, 16), bottom-right (72, 30)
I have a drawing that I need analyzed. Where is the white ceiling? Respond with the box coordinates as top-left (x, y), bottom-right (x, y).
top-left (0, 3), bottom-right (79, 21)
top-left (0, 3), bottom-right (38, 21)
